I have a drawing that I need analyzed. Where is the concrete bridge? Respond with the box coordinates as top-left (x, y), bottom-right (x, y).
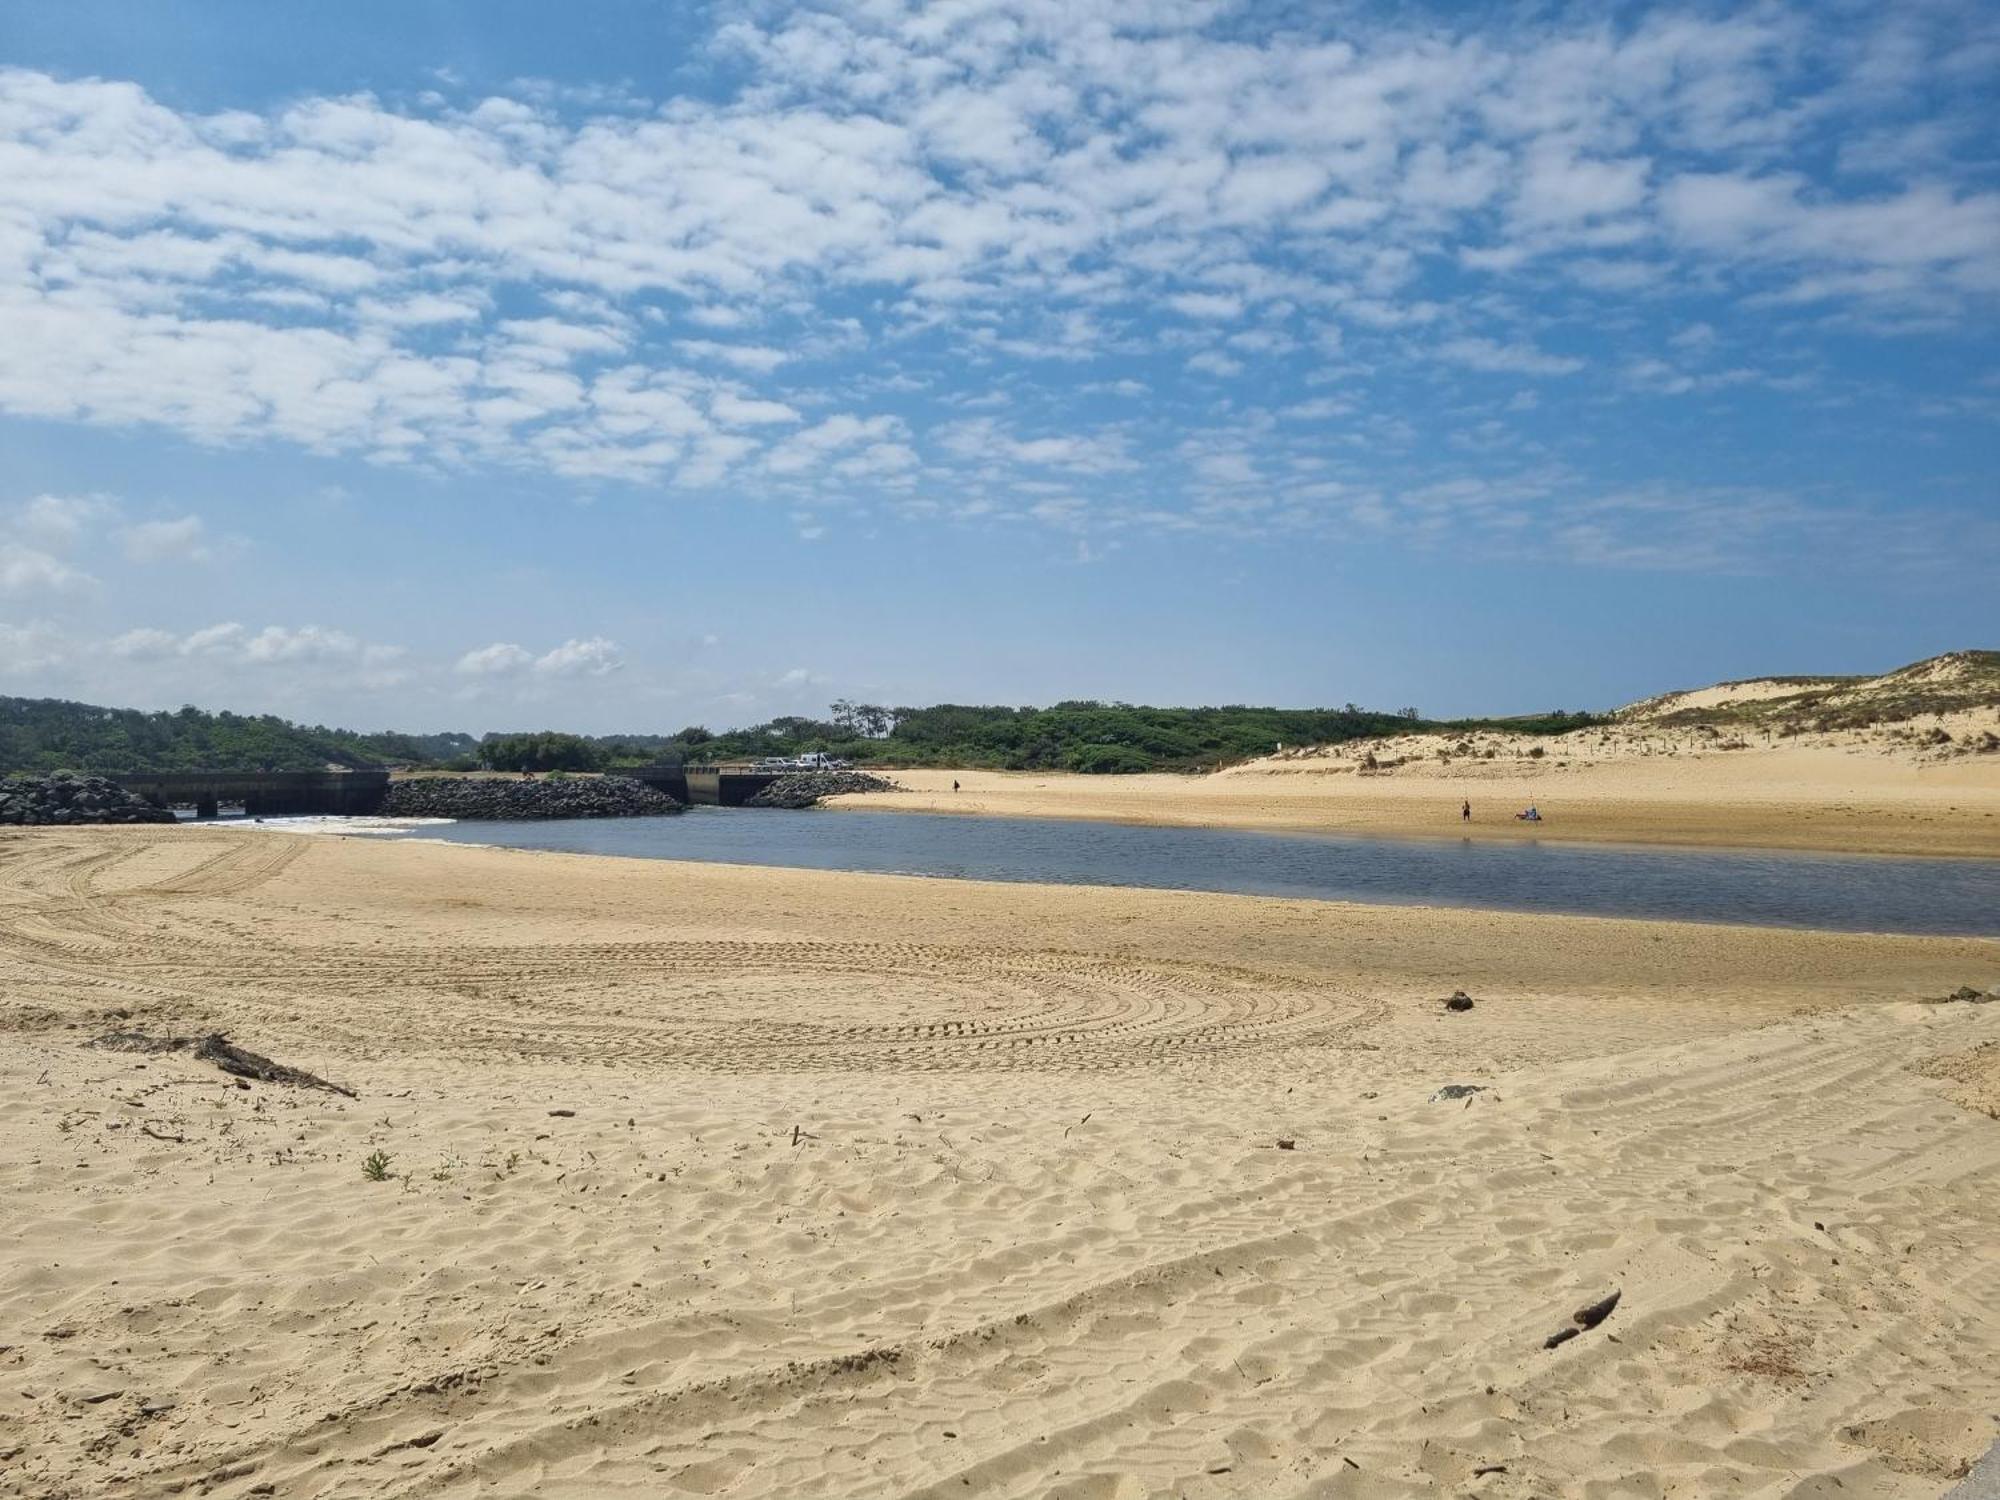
top-left (629, 764), bottom-right (784, 806)
top-left (115, 770), bottom-right (391, 820)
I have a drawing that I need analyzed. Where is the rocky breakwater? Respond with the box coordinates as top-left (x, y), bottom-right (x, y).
top-left (379, 775), bottom-right (682, 821)
top-left (745, 771), bottom-right (900, 810)
top-left (0, 772), bottom-right (177, 825)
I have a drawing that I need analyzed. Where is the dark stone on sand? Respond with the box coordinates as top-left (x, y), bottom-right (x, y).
top-left (1443, 990), bottom-right (1476, 1012)
top-left (0, 772), bottom-right (176, 826)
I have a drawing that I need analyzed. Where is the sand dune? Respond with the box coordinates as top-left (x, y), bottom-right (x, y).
top-left (852, 720), bottom-right (2000, 858)
top-left (3, 827), bottom-right (1999, 1498)
top-left (843, 655), bottom-right (2000, 857)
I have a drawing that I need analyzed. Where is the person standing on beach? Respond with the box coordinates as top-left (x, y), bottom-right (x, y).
top-left (1461, 799), bottom-right (1471, 822)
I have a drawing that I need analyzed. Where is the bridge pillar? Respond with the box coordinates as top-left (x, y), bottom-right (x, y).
top-left (195, 797), bottom-right (219, 820)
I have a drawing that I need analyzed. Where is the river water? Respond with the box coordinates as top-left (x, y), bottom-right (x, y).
top-left (393, 806), bottom-right (2000, 936)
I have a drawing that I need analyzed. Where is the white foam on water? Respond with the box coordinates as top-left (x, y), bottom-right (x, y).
top-left (206, 815), bottom-right (454, 837)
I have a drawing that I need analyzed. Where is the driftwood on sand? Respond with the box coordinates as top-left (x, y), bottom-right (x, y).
top-left (1544, 1289), bottom-right (1622, 1350)
top-left (90, 1031), bottom-right (358, 1098)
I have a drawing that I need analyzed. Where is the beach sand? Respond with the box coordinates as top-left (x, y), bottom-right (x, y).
top-left (853, 729), bottom-right (2000, 859)
top-left (4, 826), bottom-right (1999, 1498)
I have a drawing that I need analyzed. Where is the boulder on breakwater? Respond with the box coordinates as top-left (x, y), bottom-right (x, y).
top-left (379, 774), bottom-right (682, 821)
top-left (0, 771), bottom-right (177, 826)
top-left (745, 771), bottom-right (900, 809)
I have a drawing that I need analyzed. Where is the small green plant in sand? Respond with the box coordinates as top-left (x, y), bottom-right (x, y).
top-left (361, 1149), bottom-right (393, 1182)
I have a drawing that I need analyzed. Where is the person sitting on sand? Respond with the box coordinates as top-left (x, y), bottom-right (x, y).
top-left (1516, 804), bottom-right (1541, 822)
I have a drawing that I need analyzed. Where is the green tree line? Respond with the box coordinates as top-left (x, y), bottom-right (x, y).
top-left (0, 697), bottom-right (474, 774)
top-left (4, 694), bottom-right (1605, 777)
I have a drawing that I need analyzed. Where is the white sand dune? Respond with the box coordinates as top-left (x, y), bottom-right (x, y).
top-left (849, 652), bottom-right (2000, 858)
top-left (3, 828), bottom-right (1998, 1498)
top-left (1621, 677), bottom-right (1848, 719)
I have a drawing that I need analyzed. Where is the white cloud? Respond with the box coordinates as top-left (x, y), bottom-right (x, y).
top-left (355, 292), bottom-right (486, 327)
top-left (1658, 174), bottom-right (2000, 296)
top-left (1186, 350), bottom-right (1245, 378)
top-left (242, 625), bottom-right (362, 663)
top-left (938, 417), bottom-right (1135, 474)
top-left (1280, 397), bottom-right (1352, 420)
top-left (107, 627), bottom-right (180, 660)
top-left (0, 2), bottom-right (1980, 500)
top-left (1512, 148), bottom-right (1650, 227)
top-left (835, 441), bottom-right (918, 479)
top-left (119, 515), bottom-right (211, 563)
top-left (456, 642), bottom-right (536, 676)
top-left (181, 622), bottom-right (245, 656)
top-left (533, 637), bottom-right (622, 677)
top-left (710, 391), bottom-right (800, 426)
top-left (459, 637), bottom-right (623, 678)
top-left (0, 5), bottom-right (1985, 603)
top-left (0, 544), bottom-right (93, 594)
top-left (13, 495), bottom-right (111, 549)
top-left (678, 341), bottom-right (790, 373)
top-left (97, 620), bottom-right (398, 670)
top-left (763, 414), bottom-right (903, 476)
top-left (1167, 292), bottom-right (1244, 320)
top-left (0, 621), bottom-right (70, 672)
top-left (1435, 337), bottom-right (1585, 377)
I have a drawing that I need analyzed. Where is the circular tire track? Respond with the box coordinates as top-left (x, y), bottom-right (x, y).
top-left (0, 834), bottom-right (1382, 1072)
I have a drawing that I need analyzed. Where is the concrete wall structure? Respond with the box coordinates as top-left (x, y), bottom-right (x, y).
top-left (112, 766), bottom-right (780, 817)
top-left (669, 765), bottom-right (782, 807)
top-left (626, 766), bottom-right (690, 804)
top-left (116, 771), bottom-right (389, 819)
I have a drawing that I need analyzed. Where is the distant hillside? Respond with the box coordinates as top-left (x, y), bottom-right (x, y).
top-left (28, 660), bottom-right (1978, 780)
top-left (610, 702), bottom-right (1591, 774)
top-left (1620, 651), bottom-right (2000, 732)
top-left (2, 696), bottom-right (1523, 777)
top-left (0, 696), bottom-right (475, 774)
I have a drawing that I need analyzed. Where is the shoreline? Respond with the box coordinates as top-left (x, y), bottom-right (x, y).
top-left (832, 761), bottom-right (2000, 859)
top-left (170, 822), bottom-right (2000, 963)
top-left (322, 820), bottom-right (2000, 941)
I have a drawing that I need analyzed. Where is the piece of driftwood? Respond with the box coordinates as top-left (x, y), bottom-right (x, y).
top-left (1544, 1288), bottom-right (1622, 1349)
top-left (90, 1031), bottom-right (356, 1098)
top-left (1573, 1290), bottom-right (1621, 1329)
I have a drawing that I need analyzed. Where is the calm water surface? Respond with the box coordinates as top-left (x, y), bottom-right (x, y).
top-left (407, 807), bottom-right (2000, 936)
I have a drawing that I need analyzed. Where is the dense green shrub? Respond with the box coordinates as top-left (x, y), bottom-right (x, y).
top-left (0, 696), bottom-right (470, 773)
top-left (478, 732), bottom-right (603, 773)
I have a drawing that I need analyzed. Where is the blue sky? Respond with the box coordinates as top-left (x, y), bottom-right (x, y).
top-left (1, 0), bottom-right (1995, 734)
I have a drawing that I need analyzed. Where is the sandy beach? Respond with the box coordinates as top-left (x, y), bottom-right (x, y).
top-left (851, 732), bottom-right (2000, 859)
top-left (4, 824), bottom-right (1998, 1498)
